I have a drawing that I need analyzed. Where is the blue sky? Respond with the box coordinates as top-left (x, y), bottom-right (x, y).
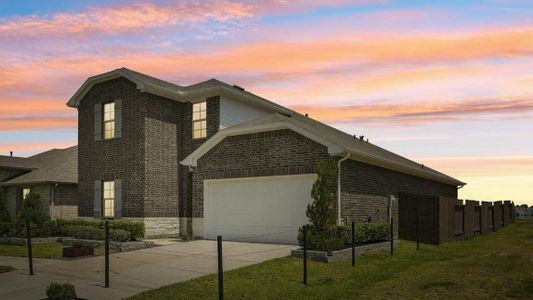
top-left (0, 0), bottom-right (532, 204)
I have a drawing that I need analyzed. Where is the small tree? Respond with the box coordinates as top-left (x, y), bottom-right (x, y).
top-left (16, 192), bottom-right (48, 227)
top-left (298, 159), bottom-right (343, 252)
top-left (0, 189), bottom-right (11, 223)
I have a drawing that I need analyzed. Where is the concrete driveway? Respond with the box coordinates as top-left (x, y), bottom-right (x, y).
top-left (0, 240), bottom-right (297, 300)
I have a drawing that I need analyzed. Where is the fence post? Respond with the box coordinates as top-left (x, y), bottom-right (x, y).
top-left (492, 202), bottom-right (496, 232)
top-left (217, 235), bottom-right (224, 300)
top-left (390, 218), bottom-right (394, 256)
top-left (416, 215), bottom-right (420, 251)
top-left (303, 224), bottom-right (308, 286)
top-left (462, 204), bottom-right (466, 240)
top-left (26, 220), bottom-right (33, 275)
top-left (104, 220), bottom-right (109, 288)
top-left (351, 221), bottom-right (355, 267)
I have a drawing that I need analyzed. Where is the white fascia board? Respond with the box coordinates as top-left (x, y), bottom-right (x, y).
top-left (67, 70), bottom-right (145, 107)
top-left (181, 121), bottom-right (344, 167)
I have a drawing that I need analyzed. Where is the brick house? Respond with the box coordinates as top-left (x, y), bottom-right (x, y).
top-left (67, 68), bottom-right (465, 242)
top-left (0, 146), bottom-right (78, 220)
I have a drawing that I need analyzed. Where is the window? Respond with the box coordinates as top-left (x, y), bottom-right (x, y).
top-left (192, 101), bottom-right (207, 139)
top-left (103, 102), bottom-right (115, 139)
top-left (22, 188), bottom-right (31, 199)
top-left (103, 181), bottom-right (115, 218)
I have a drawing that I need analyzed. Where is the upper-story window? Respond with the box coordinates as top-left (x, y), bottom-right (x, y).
top-left (192, 101), bottom-right (207, 139)
top-left (103, 181), bottom-right (115, 218)
top-left (22, 188), bottom-right (31, 199)
top-left (103, 102), bottom-right (115, 140)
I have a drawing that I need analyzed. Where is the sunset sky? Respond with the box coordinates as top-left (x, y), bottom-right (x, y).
top-left (0, 0), bottom-right (532, 205)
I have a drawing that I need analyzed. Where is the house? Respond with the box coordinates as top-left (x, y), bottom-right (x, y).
top-left (0, 146), bottom-right (78, 220)
top-left (67, 67), bottom-right (465, 242)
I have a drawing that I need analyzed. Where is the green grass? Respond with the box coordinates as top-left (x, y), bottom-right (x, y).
top-left (0, 265), bottom-right (15, 273)
top-left (129, 218), bottom-right (533, 300)
top-left (0, 243), bottom-right (106, 259)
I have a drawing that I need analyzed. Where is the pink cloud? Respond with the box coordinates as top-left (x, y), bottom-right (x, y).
top-left (0, 2), bottom-right (255, 40)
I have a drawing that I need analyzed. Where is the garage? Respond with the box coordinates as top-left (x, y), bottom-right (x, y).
top-left (203, 174), bottom-right (317, 244)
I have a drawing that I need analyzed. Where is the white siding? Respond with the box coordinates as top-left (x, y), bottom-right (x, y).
top-left (219, 96), bottom-right (272, 129)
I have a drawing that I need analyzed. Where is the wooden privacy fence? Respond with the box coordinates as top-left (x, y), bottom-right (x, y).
top-left (399, 193), bottom-right (516, 245)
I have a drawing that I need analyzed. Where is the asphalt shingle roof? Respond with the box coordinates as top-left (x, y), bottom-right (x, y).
top-left (3, 146), bottom-right (77, 185)
top-left (223, 113), bottom-right (465, 186)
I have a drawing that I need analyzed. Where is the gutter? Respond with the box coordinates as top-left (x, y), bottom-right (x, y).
top-left (337, 152), bottom-right (350, 225)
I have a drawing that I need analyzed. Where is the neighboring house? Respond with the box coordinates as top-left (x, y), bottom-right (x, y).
top-left (67, 68), bottom-right (465, 242)
top-left (0, 146), bottom-right (78, 220)
top-left (516, 204), bottom-right (532, 217)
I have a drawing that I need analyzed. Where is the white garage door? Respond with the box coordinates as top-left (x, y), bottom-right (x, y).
top-left (204, 174), bottom-right (317, 244)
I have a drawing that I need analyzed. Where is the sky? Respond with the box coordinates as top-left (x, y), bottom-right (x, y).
top-left (0, 0), bottom-right (532, 205)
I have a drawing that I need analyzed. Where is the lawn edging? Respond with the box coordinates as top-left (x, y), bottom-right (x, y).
top-left (291, 240), bottom-right (400, 263)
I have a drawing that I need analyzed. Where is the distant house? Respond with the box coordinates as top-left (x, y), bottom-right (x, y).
top-left (0, 146), bottom-right (78, 220)
top-left (516, 204), bottom-right (532, 217)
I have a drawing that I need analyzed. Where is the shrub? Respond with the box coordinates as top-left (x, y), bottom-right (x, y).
top-left (15, 192), bottom-right (49, 228)
top-left (55, 219), bottom-right (145, 241)
top-left (109, 229), bottom-right (130, 242)
top-left (46, 282), bottom-right (77, 300)
top-left (0, 189), bottom-right (11, 224)
top-left (0, 222), bottom-right (12, 236)
top-left (298, 159), bottom-right (343, 253)
top-left (61, 225), bottom-right (104, 240)
top-left (298, 222), bottom-right (391, 250)
top-left (9, 220), bottom-right (57, 238)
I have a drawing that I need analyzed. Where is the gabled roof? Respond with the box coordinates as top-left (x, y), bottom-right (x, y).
top-left (181, 113), bottom-right (465, 186)
top-left (0, 155), bottom-right (35, 170)
top-left (67, 68), bottom-right (291, 115)
top-left (2, 146), bottom-right (77, 186)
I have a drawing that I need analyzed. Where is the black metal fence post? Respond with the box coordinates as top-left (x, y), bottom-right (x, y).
top-left (104, 220), bottom-right (109, 288)
top-left (303, 224), bottom-right (308, 286)
top-left (351, 221), bottom-right (355, 267)
top-left (217, 235), bottom-right (224, 300)
top-left (416, 215), bottom-right (420, 251)
top-left (26, 220), bottom-right (33, 275)
top-left (390, 218), bottom-right (394, 256)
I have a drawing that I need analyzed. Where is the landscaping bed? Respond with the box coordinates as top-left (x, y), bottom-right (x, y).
top-left (291, 240), bottom-right (399, 263)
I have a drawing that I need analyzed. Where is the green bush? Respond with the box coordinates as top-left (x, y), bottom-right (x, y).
top-left (61, 225), bottom-right (104, 240)
top-left (0, 222), bottom-right (12, 236)
top-left (55, 219), bottom-right (144, 240)
top-left (15, 192), bottom-right (49, 227)
top-left (61, 225), bottom-right (133, 242)
top-left (9, 220), bottom-right (58, 238)
top-left (298, 222), bottom-right (391, 251)
top-left (0, 189), bottom-right (11, 224)
top-left (46, 282), bottom-right (77, 300)
top-left (109, 229), bottom-right (130, 242)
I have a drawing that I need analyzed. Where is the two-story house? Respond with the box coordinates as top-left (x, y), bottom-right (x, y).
top-left (68, 68), bottom-right (465, 243)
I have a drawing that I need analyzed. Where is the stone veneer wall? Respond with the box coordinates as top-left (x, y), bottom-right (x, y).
top-left (124, 217), bottom-right (180, 238)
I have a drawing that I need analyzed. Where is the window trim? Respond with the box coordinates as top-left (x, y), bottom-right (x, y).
top-left (192, 101), bottom-right (207, 139)
top-left (102, 180), bottom-right (115, 218)
top-left (103, 101), bottom-right (116, 140)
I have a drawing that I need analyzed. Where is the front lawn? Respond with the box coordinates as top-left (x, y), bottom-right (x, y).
top-left (0, 243), bottom-right (106, 259)
top-left (0, 265), bottom-right (15, 273)
top-left (129, 218), bottom-right (533, 299)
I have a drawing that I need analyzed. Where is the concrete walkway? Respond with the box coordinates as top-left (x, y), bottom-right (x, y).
top-left (0, 240), bottom-right (297, 300)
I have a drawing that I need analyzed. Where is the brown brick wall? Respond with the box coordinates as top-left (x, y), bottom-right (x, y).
top-left (191, 129), bottom-right (330, 220)
top-left (340, 159), bottom-right (457, 198)
top-left (78, 77), bottom-right (220, 220)
top-left (78, 78), bottom-right (147, 217)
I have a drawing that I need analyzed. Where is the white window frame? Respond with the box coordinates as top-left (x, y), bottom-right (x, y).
top-left (103, 181), bottom-right (115, 218)
top-left (192, 101), bottom-right (207, 139)
top-left (103, 102), bottom-right (115, 140)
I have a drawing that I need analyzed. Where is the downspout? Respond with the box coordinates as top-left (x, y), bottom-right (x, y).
top-left (337, 152), bottom-right (350, 225)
